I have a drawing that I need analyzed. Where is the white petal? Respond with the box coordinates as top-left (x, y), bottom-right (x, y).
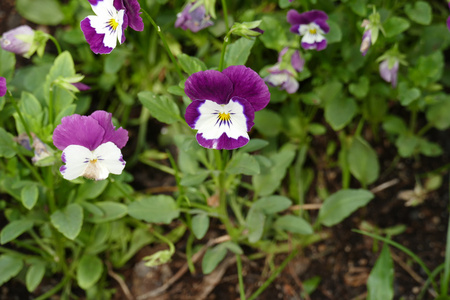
top-left (93, 142), bottom-right (126, 180)
top-left (61, 145), bottom-right (92, 180)
top-left (195, 99), bottom-right (249, 141)
top-left (91, 0), bottom-right (115, 18)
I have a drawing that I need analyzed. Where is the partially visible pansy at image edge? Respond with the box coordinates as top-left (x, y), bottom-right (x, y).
top-left (53, 110), bottom-right (128, 180)
top-left (0, 25), bottom-right (34, 56)
top-left (287, 9), bottom-right (329, 51)
top-left (0, 77), bottom-right (6, 97)
top-left (264, 48), bottom-right (304, 94)
top-left (447, 2), bottom-right (450, 31)
top-left (81, 0), bottom-right (144, 54)
top-left (175, 2), bottom-right (213, 32)
top-left (184, 65), bottom-right (270, 150)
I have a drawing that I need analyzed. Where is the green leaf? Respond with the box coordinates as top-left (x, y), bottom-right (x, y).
top-left (16, 0), bottom-right (64, 25)
top-left (77, 255), bottom-right (103, 290)
top-left (348, 137), bottom-right (380, 186)
top-left (222, 241), bottom-right (243, 255)
top-left (138, 91), bottom-right (181, 124)
top-left (0, 128), bottom-right (16, 158)
top-left (202, 244), bottom-right (227, 274)
top-left (405, 1), bottom-right (432, 25)
top-left (253, 196), bottom-right (292, 215)
top-left (21, 184), bottom-right (39, 210)
top-left (254, 109), bottom-right (283, 137)
top-left (192, 214), bottom-right (209, 239)
top-left (77, 180), bottom-right (109, 200)
top-left (1, 219), bottom-right (34, 244)
top-left (239, 139), bottom-right (269, 153)
top-left (274, 215), bottom-right (313, 234)
top-left (426, 97), bottom-right (450, 130)
top-left (326, 20), bottom-right (342, 44)
top-left (128, 195), bottom-right (180, 224)
top-left (349, 77), bottom-right (369, 99)
top-left (26, 261), bottom-right (46, 292)
top-left (347, 0), bottom-right (367, 16)
top-left (383, 116), bottom-right (408, 135)
top-left (397, 82), bottom-right (420, 106)
top-left (410, 52), bottom-right (444, 87)
top-left (88, 202), bottom-right (128, 223)
top-left (226, 152), bottom-right (260, 175)
top-left (50, 203), bottom-right (83, 240)
top-left (180, 171), bottom-right (209, 186)
top-left (259, 16), bottom-right (288, 51)
top-left (396, 134), bottom-right (420, 157)
top-left (0, 255), bottom-right (23, 285)
top-left (225, 37), bottom-right (255, 68)
top-left (0, 48), bottom-right (16, 80)
top-left (178, 54), bottom-right (207, 75)
top-left (325, 97), bottom-right (357, 131)
top-left (246, 208), bottom-right (266, 243)
top-left (383, 17), bottom-right (410, 38)
top-left (318, 189), bottom-right (374, 226)
top-left (367, 244), bottom-right (394, 300)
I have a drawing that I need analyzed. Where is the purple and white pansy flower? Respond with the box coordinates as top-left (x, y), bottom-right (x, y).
top-left (175, 2), bottom-right (213, 33)
top-left (0, 77), bottom-right (6, 97)
top-left (264, 48), bottom-right (304, 94)
top-left (287, 9), bottom-right (329, 51)
top-left (80, 0), bottom-right (143, 54)
top-left (53, 110), bottom-right (128, 180)
top-left (184, 65), bottom-right (270, 150)
top-left (379, 59), bottom-right (399, 88)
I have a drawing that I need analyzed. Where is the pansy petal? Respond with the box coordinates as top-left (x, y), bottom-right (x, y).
top-left (53, 114), bottom-right (105, 151)
top-left (0, 77), bottom-right (6, 97)
top-left (114, 0), bottom-right (144, 31)
top-left (222, 65), bottom-right (270, 111)
top-left (60, 145), bottom-right (92, 180)
top-left (89, 110), bottom-right (129, 149)
top-left (80, 18), bottom-right (114, 54)
top-left (314, 19), bottom-right (330, 33)
top-left (291, 50), bottom-right (304, 72)
top-left (287, 9), bottom-right (328, 26)
top-left (282, 77), bottom-right (299, 94)
top-left (187, 98), bottom-right (254, 150)
top-left (93, 142), bottom-right (126, 179)
top-left (447, 16), bottom-right (450, 31)
top-left (184, 70), bottom-right (233, 104)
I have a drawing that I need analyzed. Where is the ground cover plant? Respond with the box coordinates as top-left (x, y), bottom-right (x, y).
top-left (1, 0), bottom-right (450, 299)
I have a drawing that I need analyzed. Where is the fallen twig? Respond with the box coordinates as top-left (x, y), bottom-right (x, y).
top-left (107, 261), bottom-right (134, 300)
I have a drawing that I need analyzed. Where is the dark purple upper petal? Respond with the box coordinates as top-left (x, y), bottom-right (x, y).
top-left (184, 70), bottom-right (234, 104)
top-left (114, 0), bottom-right (144, 31)
top-left (222, 65), bottom-right (270, 111)
top-left (287, 9), bottom-right (328, 26)
top-left (80, 18), bottom-right (114, 54)
top-left (314, 18), bottom-right (330, 33)
top-left (0, 77), bottom-right (6, 97)
top-left (90, 110), bottom-right (129, 149)
top-left (53, 114), bottom-right (105, 151)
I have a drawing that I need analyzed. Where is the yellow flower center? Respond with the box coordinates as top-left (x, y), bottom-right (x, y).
top-left (309, 28), bottom-right (317, 34)
top-left (218, 112), bottom-right (231, 122)
top-left (90, 158), bottom-right (98, 164)
top-left (109, 18), bottom-right (119, 31)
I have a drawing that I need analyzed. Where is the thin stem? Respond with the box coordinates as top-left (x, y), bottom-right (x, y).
top-left (16, 150), bottom-right (46, 186)
top-left (8, 91), bottom-right (32, 142)
top-left (247, 249), bottom-right (299, 300)
top-left (219, 34), bottom-right (230, 72)
top-left (139, 156), bottom-right (176, 175)
top-left (236, 254), bottom-right (246, 300)
top-left (45, 167), bottom-right (56, 213)
top-left (221, 0), bottom-right (230, 32)
top-left (111, 179), bottom-right (134, 202)
top-left (0, 246), bottom-right (31, 259)
top-left (353, 229), bottom-right (438, 293)
top-left (47, 35), bottom-right (62, 55)
top-left (48, 87), bottom-right (54, 129)
top-left (141, 9), bottom-right (183, 79)
top-left (152, 228), bottom-right (175, 255)
top-left (34, 275), bottom-right (70, 300)
top-left (441, 174), bottom-right (450, 295)
top-left (186, 233), bottom-right (196, 274)
top-left (215, 150), bottom-right (235, 236)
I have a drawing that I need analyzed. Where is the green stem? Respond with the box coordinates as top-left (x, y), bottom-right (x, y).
top-left (186, 233), bottom-right (196, 274)
top-left (8, 91), bottom-right (33, 142)
top-left (247, 249), bottom-right (299, 300)
top-left (0, 246), bottom-right (31, 259)
top-left (141, 9), bottom-right (183, 79)
top-left (215, 150), bottom-right (235, 236)
top-left (152, 228), bottom-right (175, 255)
top-left (34, 275), bottom-right (70, 300)
top-left (139, 156), bottom-right (176, 175)
top-left (111, 179), bottom-right (134, 202)
top-left (221, 0), bottom-right (230, 32)
top-left (29, 229), bottom-right (56, 257)
top-left (219, 34), bottom-right (231, 72)
top-left (236, 254), bottom-right (246, 300)
top-left (417, 123), bottom-right (433, 137)
top-left (48, 87), bottom-right (54, 129)
top-left (47, 35), bottom-right (62, 55)
top-left (410, 108), bottom-right (418, 132)
top-left (45, 167), bottom-right (56, 213)
top-left (16, 150), bottom-right (46, 186)
top-left (353, 229), bottom-right (438, 292)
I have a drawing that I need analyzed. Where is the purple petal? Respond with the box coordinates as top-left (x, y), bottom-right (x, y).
top-left (301, 39), bottom-right (327, 51)
top-left (0, 77), bottom-right (6, 97)
top-left (222, 65), bottom-right (270, 111)
top-left (185, 99), bottom-right (203, 128)
top-left (175, 3), bottom-right (213, 32)
top-left (196, 133), bottom-right (249, 150)
top-left (447, 16), bottom-right (450, 31)
top-left (290, 24), bottom-right (301, 35)
top-left (0, 25), bottom-right (34, 56)
top-left (287, 9), bottom-right (328, 26)
top-left (184, 70), bottom-right (233, 104)
top-left (53, 114), bottom-right (105, 151)
top-left (89, 110), bottom-right (129, 149)
top-left (114, 0), bottom-right (144, 31)
top-left (278, 47), bottom-right (289, 62)
top-left (291, 50), bottom-right (304, 72)
top-left (72, 82), bottom-right (91, 91)
top-left (314, 18), bottom-right (330, 33)
top-left (282, 77), bottom-right (299, 94)
top-left (80, 18), bottom-right (114, 54)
